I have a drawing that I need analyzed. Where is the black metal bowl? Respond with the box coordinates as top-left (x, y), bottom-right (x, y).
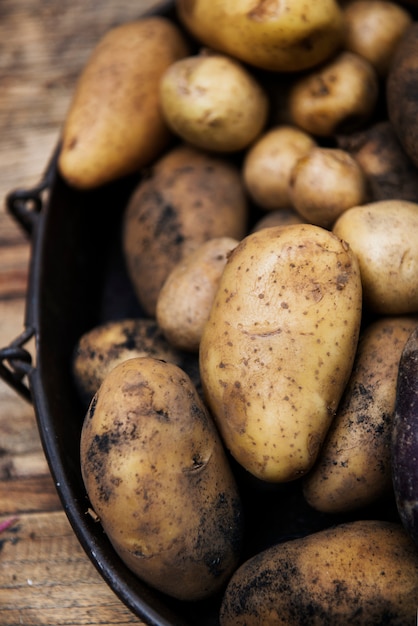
top-left (0, 2), bottom-right (403, 623)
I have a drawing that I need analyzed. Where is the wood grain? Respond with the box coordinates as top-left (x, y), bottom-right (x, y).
top-left (0, 1), bottom-right (163, 623)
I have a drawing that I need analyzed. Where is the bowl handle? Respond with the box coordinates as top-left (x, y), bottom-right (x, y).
top-left (6, 143), bottom-right (60, 236)
top-left (0, 327), bottom-right (34, 403)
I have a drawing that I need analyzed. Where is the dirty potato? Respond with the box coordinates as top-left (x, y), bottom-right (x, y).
top-left (303, 315), bottom-right (418, 514)
top-left (122, 144), bottom-right (248, 317)
top-left (80, 357), bottom-right (244, 601)
top-left (220, 519), bottom-right (418, 626)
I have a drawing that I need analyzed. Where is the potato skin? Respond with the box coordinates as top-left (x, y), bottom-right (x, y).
top-left (58, 17), bottom-right (190, 189)
top-left (72, 318), bottom-right (201, 405)
top-left (220, 520), bottom-right (418, 626)
top-left (122, 144), bottom-right (248, 317)
top-left (199, 224), bottom-right (362, 482)
top-left (333, 200), bottom-right (418, 315)
top-left (80, 357), bottom-right (243, 601)
top-left (156, 237), bottom-right (239, 352)
top-left (303, 316), bottom-right (418, 514)
top-left (176, 0), bottom-right (344, 72)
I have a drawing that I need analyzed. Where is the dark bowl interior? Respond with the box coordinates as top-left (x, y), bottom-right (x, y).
top-left (22, 2), bottom-right (404, 624)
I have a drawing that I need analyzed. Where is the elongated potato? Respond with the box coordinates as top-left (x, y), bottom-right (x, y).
top-left (199, 224), bottom-right (362, 482)
top-left (122, 144), bottom-right (248, 317)
top-left (303, 316), bottom-right (418, 514)
top-left (220, 520), bottom-right (418, 626)
top-left (80, 357), bottom-right (243, 601)
top-left (58, 17), bottom-right (190, 189)
top-left (392, 325), bottom-right (418, 547)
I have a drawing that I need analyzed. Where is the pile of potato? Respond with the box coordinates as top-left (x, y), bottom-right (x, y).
top-left (65, 1), bottom-right (418, 623)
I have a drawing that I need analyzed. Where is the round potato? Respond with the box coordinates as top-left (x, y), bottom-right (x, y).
top-left (122, 144), bottom-right (248, 317)
top-left (289, 147), bottom-right (369, 229)
top-left (333, 200), bottom-right (418, 314)
top-left (343, 0), bottom-right (412, 77)
top-left (159, 53), bottom-right (269, 153)
top-left (199, 223), bottom-right (362, 482)
top-left (156, 237), bottom-right (239, 352)
top-left (80, 357), bottom-right (243, 601)
top-left (58, 17), bottom-right (190, 189)
top-left (220, 519), bottom-right (418, 626)
top-left (243, 125), bottom-right (316, 211)
top-left (72, 318), bottom-right (201, 405)
top-left (176, 0), bottom-right (344, 72)
top-left (288, 51), bottom-right (379, 137)
top-left (303, 315), bottom-right (418, 514)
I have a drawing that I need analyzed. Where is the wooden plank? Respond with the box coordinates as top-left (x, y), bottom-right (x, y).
top-left (0, 511), bottom-right (140, 625)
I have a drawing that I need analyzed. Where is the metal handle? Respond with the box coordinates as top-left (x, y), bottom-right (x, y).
top-left (6, 143), bottom-right (60, 236)
top-left (0, 327), bottom-right (35, 402)
top-left (0, 145), bottom-right (60, 400)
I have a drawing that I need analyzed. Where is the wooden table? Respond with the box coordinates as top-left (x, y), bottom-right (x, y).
top-left (0, 2), bottom-right (162, 623)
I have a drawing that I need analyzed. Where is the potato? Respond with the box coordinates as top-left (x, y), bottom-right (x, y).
top-left (289, 147), bottom-right (369, 229)
top-left (199, 223), bottom-right (362, 482)
top-left (80, 357), bottom-right (243, 601)
top-left (387, 22), bottom-right (418, 170)
top-left (243, 126), bottom-right (316, 211)
top-left (122, 144), bottom-right (248, 317)
top-left (72, 318), bottom-right (201, 405)
top-left (220, 519), bottom-right (418, 626)
top-left (58, 17), bottom-right (190, 189)
top-left (333, 200), bottom-right (418, 314)
top-left (303, 316), bottom-right (418, 514)
top-left (156, 237), bottom-right (239, 352)
top-left (392, 325), bottom-right (418, 548)
top-left (337, 120), bottom-right (418, 203)
top-left (288, 51), bottom-right (379, 137)
top-left (159, 52), bottom-right (269, 153)
top-left (343, 0), bottom-right (412, 77)
top-left (176, 0), bottom-right (344, 72)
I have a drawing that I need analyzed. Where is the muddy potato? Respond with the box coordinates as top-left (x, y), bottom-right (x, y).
top-left (122, 144), bottom-right (248, 317)
top-left (333, 199), bottom-right (418, 314)
top-left (156, 237), bottom-right (239, 353)
top-left (159, 53), bottom-right (269, 153)
top-left (72, 318), bottom-right (201, 406)
top-left (288, 51), bottom-right (379, 137)
top-left (343, 0), bottom-right (412, 77)
top-left (199, 223), bottom-right (362, 482)
top-left (80, 357), bottom-right (243, 601)
top-left (303, 316), bottom-right (418, 514)
top-left (289, 147), bottom-right (369, 229)
top-left (387, 22), bottom-right (418, 170)
top-left (176, 0), bottom-right (344, 73)
top-left (337, 120), bottom-right (418, 203)
top-left (58, 17), bottom-right (190, 189)
top-left (392, 325), bottom-right (418, 548)
top-left (243, 126), bottom-right (316, 211)
top-left (220, 519), bottom-right (418, 626)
